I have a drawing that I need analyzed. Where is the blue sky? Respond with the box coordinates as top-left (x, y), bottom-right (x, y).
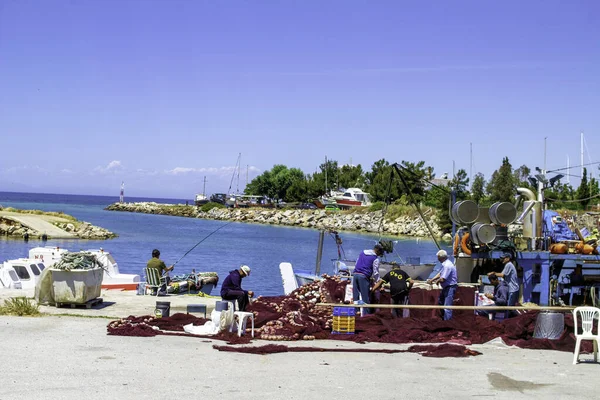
top-left (1, 0), bottom-right (598, 199)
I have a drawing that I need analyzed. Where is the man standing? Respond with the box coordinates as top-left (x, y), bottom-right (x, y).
top-left (372, 264), bottom-right (413, 318)
top-left (147, 249), bottom-right (173, 293)
top-left (489, 253), bottom-right (519, 307)
top-left (476, 273), bottom-right (509, 319)
top-left (221, 265), bottom-right (254, 311)
top-left (352, 244), bottom-right (384, 315)
top-left (427, 249), bottom-right (458, 320)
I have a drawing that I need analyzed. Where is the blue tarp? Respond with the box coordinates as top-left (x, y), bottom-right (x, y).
top-left (543, 210), bottom-right (578, 242)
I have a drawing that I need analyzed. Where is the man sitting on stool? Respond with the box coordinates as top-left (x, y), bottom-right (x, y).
top-left (221, 265), bottom-right (254, 311)
top-left (477, 273), bottom-right (509, 319)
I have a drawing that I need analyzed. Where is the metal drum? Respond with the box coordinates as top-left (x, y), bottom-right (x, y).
top-left (489, 202), bottom-right (517, 225)
top-left (533, 312), bottom-right (565, 340)
top-left (470, 223), bottom-right (497, 245)
top-left (451, 200), bottom-right (479, 224)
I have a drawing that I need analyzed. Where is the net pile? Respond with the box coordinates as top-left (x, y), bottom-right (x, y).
top-left (107, 275), bottom-right (592, 355)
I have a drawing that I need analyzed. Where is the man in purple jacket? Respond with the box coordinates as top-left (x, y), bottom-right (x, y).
top-left (221, 265), bottom-right (254, 311)
top-left (352, 244), bottom-right (384, 315)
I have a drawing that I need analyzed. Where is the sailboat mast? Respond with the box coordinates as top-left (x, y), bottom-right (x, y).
top-left (581, 131), bottom-right (584, 179)
top-left (202, 176), bottom-right (206, 196)
top-left (324, 155), bottom-right (328, 194)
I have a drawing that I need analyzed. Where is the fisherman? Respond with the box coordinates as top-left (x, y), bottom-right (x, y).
top-left (476, 273), bottom-right (509, 319)
top-left (221, 265), bottom-right (254, 312)
top-left (352, 243), bottom-right (385, 315)
top-left (489, 253), bottom-right (519, 307)
top-left (427, 249), bottom-right (458, 320)
top-left (146, 249), bottom-right (174, 294)
top-left (372, 264), bottom-right (413, 318)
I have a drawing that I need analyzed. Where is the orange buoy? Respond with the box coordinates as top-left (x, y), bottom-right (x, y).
top-left (460, 232), bottom-right (472, 255)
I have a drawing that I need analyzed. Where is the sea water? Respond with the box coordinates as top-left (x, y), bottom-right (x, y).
top-left (0, 191), bottom-right (447, 296)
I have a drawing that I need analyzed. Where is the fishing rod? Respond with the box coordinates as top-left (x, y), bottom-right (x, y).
top-left (172, 220), bottom-right (234, 267)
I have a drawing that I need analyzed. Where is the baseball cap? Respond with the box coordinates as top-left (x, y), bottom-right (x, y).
top-left (240, 265), bottom-right (251, 276)
top-left (501, 252), bottom-right (512, 259)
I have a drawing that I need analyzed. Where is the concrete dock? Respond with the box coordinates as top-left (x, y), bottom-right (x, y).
top-left (0, 289), bottom-right (598, 399)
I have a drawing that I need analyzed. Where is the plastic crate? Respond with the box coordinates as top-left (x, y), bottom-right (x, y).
top-left (332, 315), bottom-right (355, 334)
top-left (333, 307), bottom-right (356, 317)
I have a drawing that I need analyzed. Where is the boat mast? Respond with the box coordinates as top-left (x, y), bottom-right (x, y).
top-left (324, 155), bottom-right (328, 195)
top-left (581, 131), bottom-right (584, 179)
top-left (202, 176), bottom-right (206, 196)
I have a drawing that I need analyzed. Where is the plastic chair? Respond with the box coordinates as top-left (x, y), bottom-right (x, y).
top-left (145, 268), bottom-right (167, 297)
top-left (233, 311), bottom-right (255, 337)
top-left (572, 306), bottom-right (600, 364)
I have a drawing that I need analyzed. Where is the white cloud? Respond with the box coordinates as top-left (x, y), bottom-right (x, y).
top-left (94, 160), bottom-right (123, 173)
top-left (60, 169), bottom-right (74, 174)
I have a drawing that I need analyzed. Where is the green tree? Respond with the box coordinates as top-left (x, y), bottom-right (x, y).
top-left (577, 168), bottom-right (590, 209)
top-left (432, 169), bottom-right (469, 233)
top-left (338, 164), bottom-right (365, 189)
top-left (487, 157), bottom-right (515, 202)
top-left (470, 173), bottom-right (486, 204)
top-left (513, 165), bottom-right (532, 189)
top-left (245, 165), bottom-right (306, 201)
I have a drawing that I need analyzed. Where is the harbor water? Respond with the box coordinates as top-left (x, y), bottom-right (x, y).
top-left (0, 192), bottom-right (448, 296)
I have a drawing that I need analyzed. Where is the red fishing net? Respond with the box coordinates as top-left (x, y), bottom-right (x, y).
top-left (106, 275), bottom-right (592, 355)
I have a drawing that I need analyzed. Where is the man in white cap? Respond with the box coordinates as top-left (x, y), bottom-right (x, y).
top-left (427, 249), bottom-right (458, 320)
top-left (220, 265), bottom-right (254, 311)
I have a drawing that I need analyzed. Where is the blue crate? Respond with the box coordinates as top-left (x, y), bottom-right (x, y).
top-left (333, 306), bottom-right (356, 317)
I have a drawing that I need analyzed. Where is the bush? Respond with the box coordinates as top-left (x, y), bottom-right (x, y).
top-left (0, 297), bottom-right (40, 316)
top-left (369, 202), bottom-right (385, 212)
top-left (200, 202), bottom-right (226, 212)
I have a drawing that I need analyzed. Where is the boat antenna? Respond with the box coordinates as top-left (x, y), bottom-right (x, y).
top-left (172, 221), bottom-right (234, 267)
top-left (391, 163), bottom-right (441, 250)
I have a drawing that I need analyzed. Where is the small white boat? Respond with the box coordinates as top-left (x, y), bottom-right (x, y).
top-left (335, 188), bottom-right (372, 208)
top-left (28, 246), bottom-right (140, 290)
top-left (0, 258), bottom-right (47, 290)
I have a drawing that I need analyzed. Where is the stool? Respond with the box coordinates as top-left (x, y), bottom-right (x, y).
top-left (233, 311), bottom-right (255, 337)
top-left (186, 304), bottom-right (207, 318)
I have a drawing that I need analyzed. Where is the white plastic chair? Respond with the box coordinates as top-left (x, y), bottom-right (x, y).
top-left (233, 311), bottom-right (255, 337)
top-left (572, 306), bottom-right (600, 364)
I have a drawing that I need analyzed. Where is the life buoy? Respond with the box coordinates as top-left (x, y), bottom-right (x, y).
top-left (461, 232), bottom-right (472, 255)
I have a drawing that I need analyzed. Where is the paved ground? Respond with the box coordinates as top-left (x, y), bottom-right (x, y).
top-left (1, 288), bottom-right (599, 399)
top-left (0, 315), bottom-right (598, 400)
top-left (0, 211), bottom-right (75, 238)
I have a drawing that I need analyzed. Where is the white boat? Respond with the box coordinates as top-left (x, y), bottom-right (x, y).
top-left (0, 258), bottom-right (47, 290)
top-left (335, 188), bottom-right (372, 208)
top-left (194, 193), bottom-right (209, 206)
top-left (28, 246), bottom-right (140, 290)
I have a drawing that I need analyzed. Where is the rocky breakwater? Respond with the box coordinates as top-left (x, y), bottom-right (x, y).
top-left (0, 206), bottom-right (117, 239)
top-left (106, 202), bottom-right (443, 238)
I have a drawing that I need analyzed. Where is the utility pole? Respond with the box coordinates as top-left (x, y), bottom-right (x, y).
top-left (469, 142), bottom-right (472, 187)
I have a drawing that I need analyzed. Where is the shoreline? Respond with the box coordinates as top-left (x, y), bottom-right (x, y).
top-left (0, 207), bottom-right (117, 240)
top-left (105, 202), bottom-right (447, 239)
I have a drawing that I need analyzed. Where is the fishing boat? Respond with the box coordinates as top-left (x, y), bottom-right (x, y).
top-left (279, 230), bottom-right (436, 294)
top-left (0, 258), bottom-right (46, 290)
top-left (194, 176), bottom-right (209, 206)
top-left (335, 188), bottom-right (372, 208)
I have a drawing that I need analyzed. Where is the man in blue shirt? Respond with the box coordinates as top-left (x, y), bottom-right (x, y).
top-left (489, 253), bottom-right (519, 306)
top-left (427, 249), bottom-right (458, 320)
top-left (352, 244), bottom-right (384, 315)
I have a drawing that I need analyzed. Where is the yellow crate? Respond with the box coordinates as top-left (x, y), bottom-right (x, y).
top-left (332, 315), bottom-right (355, 334)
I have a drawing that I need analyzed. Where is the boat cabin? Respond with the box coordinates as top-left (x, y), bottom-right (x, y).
top-left (0, 258), bottom-right (46, 290)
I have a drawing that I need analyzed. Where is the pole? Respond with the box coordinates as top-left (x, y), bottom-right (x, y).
top-left (324, 155), bottom-right (328, 194)
top-left (581, 131), bottom-right (584, 179)
top-left (469, 142), bottom-right (472, 188)
top-left (202, 176), bottom-right (206, 196)
top-left (315, 230), bottom-right (324, 275)
top-left (544, 137), bottom-right (547, 172)
top-left (392, 163), bottom-right (441, 250)
top-left (567, 155), bottom-right (570, 185)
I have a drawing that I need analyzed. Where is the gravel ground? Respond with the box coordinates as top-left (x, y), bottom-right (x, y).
top-left (0, 315), bottom-right (598, 400)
